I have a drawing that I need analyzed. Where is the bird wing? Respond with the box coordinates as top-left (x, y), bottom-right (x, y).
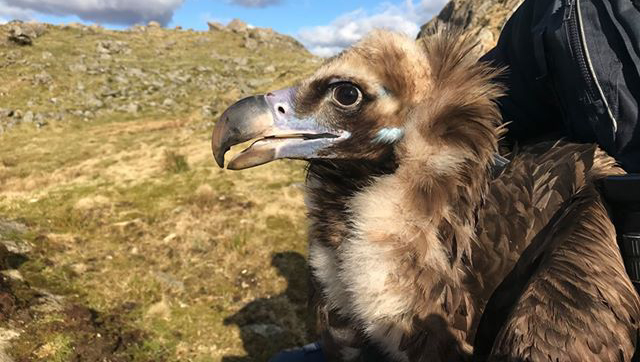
top-left (474, 185), bottom-right (640, 361)
top-left (470, 143), bottom-right (598, 309)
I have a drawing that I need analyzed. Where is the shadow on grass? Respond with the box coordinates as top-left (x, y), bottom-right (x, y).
top-left (223, 251), bottom-right (315, 362)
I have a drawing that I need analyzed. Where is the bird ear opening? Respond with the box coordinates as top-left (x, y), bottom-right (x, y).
top-left (373, 127), bottom-right (404, 144)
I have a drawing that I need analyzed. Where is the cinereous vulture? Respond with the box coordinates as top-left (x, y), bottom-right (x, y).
top-left (211, 30), bottom-right (640, 361)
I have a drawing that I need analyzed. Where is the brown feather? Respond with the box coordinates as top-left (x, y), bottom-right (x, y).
top-left (297, 29), bottom-right (639, 362)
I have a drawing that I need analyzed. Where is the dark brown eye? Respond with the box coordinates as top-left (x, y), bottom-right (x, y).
top-left (333, 84), bottom-right (362, 107)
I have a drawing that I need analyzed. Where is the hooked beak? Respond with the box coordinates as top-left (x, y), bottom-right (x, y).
top-left (211, 87), bottom-right (349, 170)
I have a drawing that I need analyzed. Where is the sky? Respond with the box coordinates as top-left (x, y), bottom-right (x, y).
top-left (0, 0), bottom-right (448, 56)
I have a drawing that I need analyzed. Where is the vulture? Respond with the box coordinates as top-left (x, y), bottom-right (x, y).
top-left (211, 30), bottom-right (640, 361)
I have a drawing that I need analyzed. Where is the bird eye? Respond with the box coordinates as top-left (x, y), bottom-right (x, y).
top-left (332, 84), bottom-right (362, 108)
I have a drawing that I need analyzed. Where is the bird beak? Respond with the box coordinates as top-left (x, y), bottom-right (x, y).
top-left (211, 87), bottom-right (349, 170)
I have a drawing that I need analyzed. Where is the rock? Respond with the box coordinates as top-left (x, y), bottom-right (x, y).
top-left (85, 96), bottom-right (104, 109)
top-left (207, 21), bottom-right (224, 32)
top-left (0, 328), bottom-right (20, 362)
top-left (247, 79), bottom-right (263, 88)
top-left (32, 72), bottom-right (52, 85)
top-left (96, 40), bottom-right (130, 55)
top-left (233, 57), bottom-right (248, 66)
top-left (41, 51), bottom-right (53, 60)
top-left (69, 63), bottom-right (87, 73)
top-left (7, 22), bottom-right (47, 46)
top-left (127, 68), bottom-right (144, 78)
top-left (244, 38), bottom-right (258, 50)
top-left (248, 28), bottom-right (274, 41)
top-left (418, 0), bottom-right (523, 55)
top-left (1, 269), bottom-right (23, 281)
top-left (145, 298), bottom-right (171, 320)
top-left (130, 25), bottom-right (147, 32)
top-left (125, 103), bottom-right (140, 114)
top-left (227, 19), bottom-right (248, 33)
top-left (70, 263), bottom-right (88, 275)
top-left (22, 111), bottom-right (33, 123)
top-left (162, 233), bottom-right (178, 243)
top-left (265, 65), bottom-right (276, 73)
top-left (201, 106), bottom-right (215, 118)
top-left (8, 25), bottom-right (33, 46)
top-left (148, 21), bottom-right (161, 28)
top-left (162, 98), bottom-right (176, 108)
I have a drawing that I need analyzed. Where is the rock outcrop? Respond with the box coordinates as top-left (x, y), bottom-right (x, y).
top-left (6, 21), bottom-right (48, 46)
top-left (418, 0), bottom-right (524, 55)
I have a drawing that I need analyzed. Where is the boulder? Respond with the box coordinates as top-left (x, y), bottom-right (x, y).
top-left (8, 25), bottom-right (33, 46)
top-left (207, 21), bottom-right (224, 32)
top-left (418, 0), bottom-right (523, 55)
top-left (227, 19), bottom-right (248, 33)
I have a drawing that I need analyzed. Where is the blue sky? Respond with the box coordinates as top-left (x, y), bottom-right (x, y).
top-left (0, 0), bottom-right (447, 56)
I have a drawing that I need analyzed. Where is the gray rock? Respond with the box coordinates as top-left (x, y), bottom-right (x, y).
top-left (207, 22), bottom-right (224, 31)
top-left (233, 57), bottom-right (248, 66)
top-left (69, 63), bottom-right (87, 73)
top-left (7, 22), bottom-right (47, 46)
top-left (125, 103), bottom-right (140, 113)
top-left (127, 68), bottom-right (144, 78)
top-left (162, 98), bottom-right (177, 108)
top-left (96, 40), bottom-right (131, 55)
top-left (227, 19), bottom-right (248, 33)
top-left (244, 38), bottom-right (258, 50)
top-left (8, 25), bottom-right (33, 46)
top-left (85, 97), bottom-right (104, 109)
top-left (32, 72), bottom-right (52, 85)
top-left (130, 25), bottom-right (147, 33)
top-left (0, 328), bottom-right (20, 362)
top-left (22, 111), bottom-right (33, 123)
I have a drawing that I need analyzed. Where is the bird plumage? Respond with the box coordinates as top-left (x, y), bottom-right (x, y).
top-left (211, 29), bottom-right (640, 361)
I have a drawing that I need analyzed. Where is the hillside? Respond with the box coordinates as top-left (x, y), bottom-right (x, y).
top-left (0, 20), bottom-right (318, 361)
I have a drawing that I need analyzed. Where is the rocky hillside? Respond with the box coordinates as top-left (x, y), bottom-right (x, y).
top-left (418, 0), bottom-right (524, 54)
top-left (0, 20), bottom-right (317, 362)
top-left (0, 19), bottom-right (314, 134)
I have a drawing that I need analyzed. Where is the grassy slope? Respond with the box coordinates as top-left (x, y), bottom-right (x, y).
top-left (0, 23), bottom-right (318, 361)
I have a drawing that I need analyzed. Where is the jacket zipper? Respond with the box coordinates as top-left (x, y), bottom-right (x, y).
top-left (565, 0), bottom-right (618, 134)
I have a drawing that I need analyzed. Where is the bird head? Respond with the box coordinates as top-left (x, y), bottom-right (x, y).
top-left (212, 30), bottom-right (502, 171)
top-left (211, 31), bottom-right (438, 169)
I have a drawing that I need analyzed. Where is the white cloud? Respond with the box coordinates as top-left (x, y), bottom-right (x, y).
top-left (229, 0), bottom-right (281, 7)
top-left (0, 0), bottom-right (185, 26)
top-left (0, 2), bottom-right (34, 21)
top-left (297, 0), bottom-right (447, 57)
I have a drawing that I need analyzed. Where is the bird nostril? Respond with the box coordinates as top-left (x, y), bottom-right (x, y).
top-left (278, 106), bottom-right (286, 114)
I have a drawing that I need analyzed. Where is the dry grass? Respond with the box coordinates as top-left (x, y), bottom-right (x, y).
top-left (0, 23), bottom-right (319, 361)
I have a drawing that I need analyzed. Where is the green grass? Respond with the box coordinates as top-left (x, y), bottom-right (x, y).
top-left (0, 22), bottom-right (317, 361)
